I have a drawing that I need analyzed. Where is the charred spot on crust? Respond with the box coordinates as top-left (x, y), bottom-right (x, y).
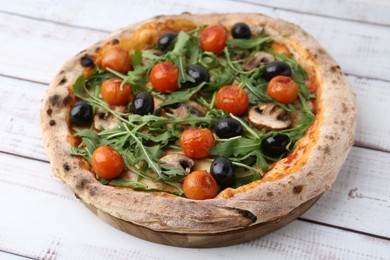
top-left (330, 65), bottom-right (341, 73)
top-left (319, 145), bottom-right (331, 155)
top-left (49, 120), bottom-right (56, 126)
top-left (77, 178), bottom-right (88, 190)
top-left (88, 187), bottom-right (96, 196)
top-left (50, 95), bottom-right (60, 106)
top-left (63, 163), bottom-right (70, 171)
top-left (59, 77), bottom-right (67, 85)
top-left (46, 108), bottom-right (52, 116)
top-left (317, 48), bottom-right (326, 55)
top-left (112, 39), bottom-right (120, 45)
top-left (325, 135), bottom-right (335, 140)
top-left (63, 95), bottom-right (72, 106)
top-left (342, 103), bottom-right (348, 113)
top-left (95, 47), bottom-right (101, 53)
top-left (80, 54), bottom-right (95, 68)
top-left (235, 208), bottom-right (257, 223)
top-left (266, 191), bottom-right (273, 197)
top-left (293, 185), bottom-right (303, 194)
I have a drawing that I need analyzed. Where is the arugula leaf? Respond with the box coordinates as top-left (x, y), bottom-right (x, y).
top-left (227, 35), bottom-right (277, 49)
top-left (158, 83), bottom-right (204, 107)
top-left (209, 138), bottom-right (261, 157)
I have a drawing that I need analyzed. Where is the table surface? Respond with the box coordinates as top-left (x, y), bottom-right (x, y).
top-left (1, 0), bottom-right (390, 259)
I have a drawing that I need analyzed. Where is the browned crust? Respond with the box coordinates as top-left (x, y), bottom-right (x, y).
top-left (40, 13), bottom-right (356, 234)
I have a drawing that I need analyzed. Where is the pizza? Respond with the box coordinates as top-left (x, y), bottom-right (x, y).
top-left (40, 13), bottom-right (356, 246)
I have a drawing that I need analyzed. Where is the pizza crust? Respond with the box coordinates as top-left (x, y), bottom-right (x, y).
top-left (41, 13), bottom-right (356, 234)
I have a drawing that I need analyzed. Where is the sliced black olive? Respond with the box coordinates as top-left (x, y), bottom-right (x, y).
top-left (261, 133), bottom-right (290, 157)
top-left (158, 32), bottom-right (177, 51)
top-left (70, 101), bottom-right (94, 126)
top-left (132, 91), bottom-right (154, 115)
top-left (186, 64), bottom-right (210, 88)
top-left (214, 118), bottom-right (243, 139)
top-left (231, 22), bottom-right (251, 39)
top-left (210, 157), bottom-right (234, 188)
top-left (263, 61), bottom-right (292, 81)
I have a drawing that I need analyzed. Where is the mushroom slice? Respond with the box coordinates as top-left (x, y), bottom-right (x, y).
top-left (170, 101), bottom-right (207, 118)
top-left (160, 154), bottom-right (195, 174)
top-left (94, 106), bottom-right (126, 130)
top-left (242, 52), bottom-right (275, 71)
top-left (248, 103), bottom-right (292, 130)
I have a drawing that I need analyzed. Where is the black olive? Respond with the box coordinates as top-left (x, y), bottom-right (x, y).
top-left (158, 32), bottom-right (177, 51)
top-left (186, 64), bottom-right (210, 88)
top-left (210, 157), bottom-right (234, 188)
top-left (231, 22), bottom-right (251, 39)
top-left (261, 133), bottom-right (290, 157)
top-left (70, 101), bottom-right (94, 126)
top-left (214, 118), bottom-right (243, 139)
top-left (132, 91), bottom-right (154, 115)
top-left (263, 61), bottom-right (292, 81)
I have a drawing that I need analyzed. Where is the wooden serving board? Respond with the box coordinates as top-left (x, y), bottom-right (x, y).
top-left (82, 194), bottom-right (322, 248)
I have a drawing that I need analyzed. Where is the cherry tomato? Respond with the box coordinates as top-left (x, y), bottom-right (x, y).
top-left (215, 85), bottom-right (249, 115)
top-left (101, 78), bottom-right (131, 106)
top-left (183, 170), bottom-right (219, 200)
top-left (200, 25), bottom-right (227, 55)
top-left (180, 128), bottom-right (215, 159)
top-left (92, 146), bottom-right (124, 179)
top-left (149, 62), bottom-right (179, 93)
top-left (267, 75), bottom-right (298, 104)
top-left (101, 47), bottom-right (131, 74)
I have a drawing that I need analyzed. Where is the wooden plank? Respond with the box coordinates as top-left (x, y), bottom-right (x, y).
top-left (0, 1), bottom-right (390, 83)
top-left (0, 13), bottom-right (106, 84)
top-left (0, 76), bottom-right (48, 161)
top-left (0, 252), bottom-right (31, 260)
top-left (302, 146), bottom-right (390, 238)
top-left (350, 75), bottom-right (390, 151)
top-left (232, 0), bottom-right (390, 26)
top-left (0, 153), bottom-right (389, 259)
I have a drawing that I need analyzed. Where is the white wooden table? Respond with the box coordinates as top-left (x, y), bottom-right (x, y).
top-left (1, 0), bottom-right (390, 259)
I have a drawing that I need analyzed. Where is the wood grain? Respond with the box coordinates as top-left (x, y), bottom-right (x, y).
top-left (1, 153), bottom-right (389, 259)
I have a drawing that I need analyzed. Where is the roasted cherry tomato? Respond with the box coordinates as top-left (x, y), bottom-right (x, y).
top-left (183, 170), bottom-right (219, 200)
top-left (215, 85), bottom-right (249, 115)
top-left (92, 146), bottom-right (124, 179)
top-left (180, 128), bottom-right (215, 159)
top-left (200, 25), bottom-right (227, 55)
top-left (101, 47), bottom-right (131, 74)
top-left (267, 75), bottom-right (298, 104)
top-left (101, 78), bottom-right (131, 106)
top-left (149, 62), bottom-right (179, 93)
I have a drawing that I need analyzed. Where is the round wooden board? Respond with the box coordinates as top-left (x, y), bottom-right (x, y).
top-left (82, 194), bottom-right (322, 248)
